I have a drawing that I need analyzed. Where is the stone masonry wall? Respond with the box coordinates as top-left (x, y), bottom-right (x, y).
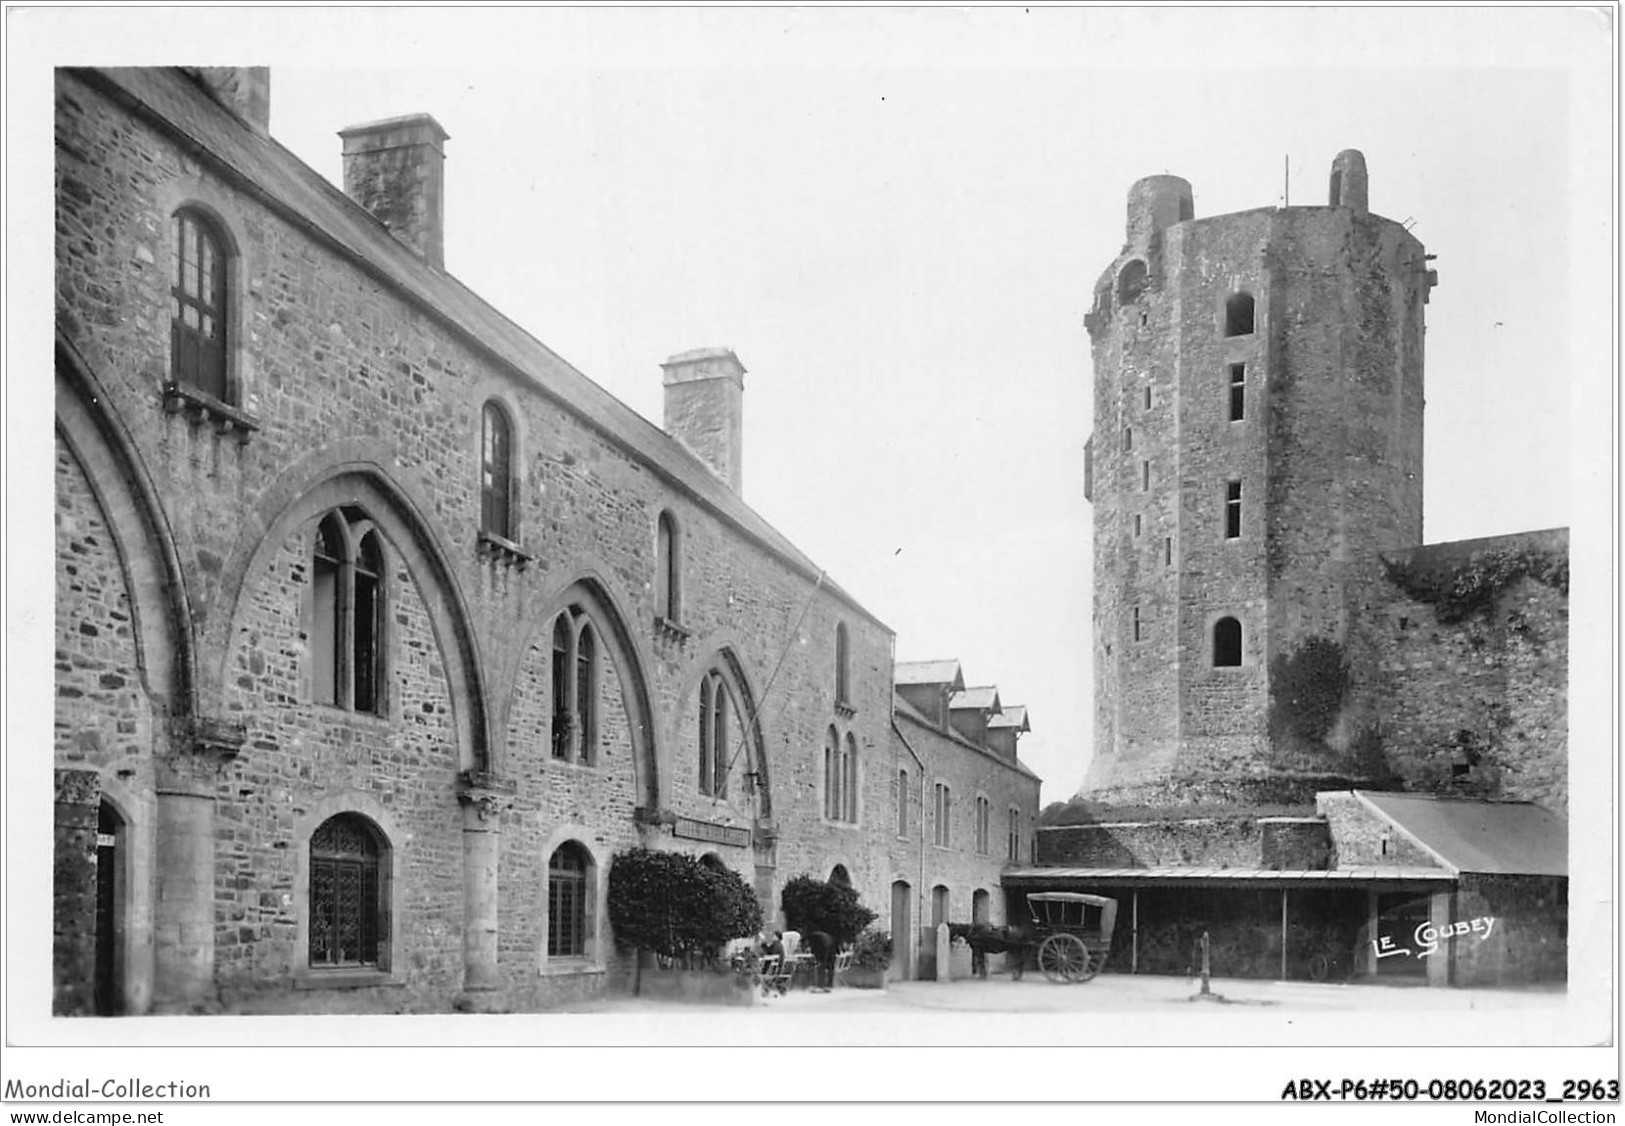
top-left (54, 69), bottom-right (901, 1012)
top-left (1369, 532), bottom-right (1567, 814)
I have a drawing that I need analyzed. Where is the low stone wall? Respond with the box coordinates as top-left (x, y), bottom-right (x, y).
top-left (1038, 816), bottom-right (1333, 870)
top-left (633, 968), bottom-right (757, 1006)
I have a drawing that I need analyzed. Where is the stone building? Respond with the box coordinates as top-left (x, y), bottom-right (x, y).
top-left (51, 66), bottom-right (1040, 1016)
top-left (1014, 152), bottom-right (1567, 988)
top-left (889, 660), bottom-right (1042, 978)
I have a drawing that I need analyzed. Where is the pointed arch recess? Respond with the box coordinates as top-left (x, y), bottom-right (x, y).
top-left (518, 571), bottom-right (661, 812)
top-left (204, 446), bottom-right (491, 773)
top-left (55, 334), bottom-right (196, 721)
top-left (674, 637), bottom-right (771, 821)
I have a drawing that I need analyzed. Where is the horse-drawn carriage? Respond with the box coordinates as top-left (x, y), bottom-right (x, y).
top-left (955, 892), bottom-right (1119, 984)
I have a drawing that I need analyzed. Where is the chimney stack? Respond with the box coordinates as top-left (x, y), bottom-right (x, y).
top-left (339, 114), bottom-right (449, 269)
top-left (187, 67), bottom-right (271, 136)
top-left (661, 348), bottom-right (745, 493)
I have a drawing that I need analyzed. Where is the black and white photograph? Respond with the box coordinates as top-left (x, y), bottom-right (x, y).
top-left (3, 3), bottom-right (1616, 1117)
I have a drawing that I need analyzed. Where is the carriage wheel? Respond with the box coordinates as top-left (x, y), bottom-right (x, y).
top-left (1079, 949), bottom-right (1105, 982)
top-left (1038, 934), bottom-right (1091, 984)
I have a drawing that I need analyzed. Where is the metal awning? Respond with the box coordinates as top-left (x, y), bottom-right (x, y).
top-left (1001, 865), bottom-right (1455, 888)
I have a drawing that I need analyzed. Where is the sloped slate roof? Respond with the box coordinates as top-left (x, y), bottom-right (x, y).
top-left (80, 67), bottom-right (887, 631)
top-left (949, 685), bottom-right (1001, 713)
top-left (1355, 791), bottom-right (1568, 877)
top-left (894, 659), bottom-right (964, 689)
top-left (891, 697), bottom-right (1041, 783)
top-left (988, 705), bottom-right (1029, 731)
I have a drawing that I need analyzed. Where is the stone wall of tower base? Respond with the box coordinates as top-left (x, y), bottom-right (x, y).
top-left (54, 769), bottom-right (102, 1017)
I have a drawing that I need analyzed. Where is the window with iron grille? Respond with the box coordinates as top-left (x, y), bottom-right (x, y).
top-left (480, 401), bottom-right (514, 540)
top-left (170, 208), bottom-right (229, 401)
top-left (1228, 363), bottom-right (1246, 421)
top-left (309, 815), bottom-right (383, 968)
top-left (310, 509), bottom-right (385, 715)
top-left (547, 842), bottom-right (589, 958)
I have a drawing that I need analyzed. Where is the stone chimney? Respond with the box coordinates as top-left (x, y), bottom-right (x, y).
top-left (339, 114), bottom-right (449, 269)
top-left (186, 68), bottom-right (270, 136)
top-left (661, 348), bottom-right (745, 492)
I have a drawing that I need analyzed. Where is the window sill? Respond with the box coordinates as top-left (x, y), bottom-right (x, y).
top-left (547, 754), bottom-right (599, 771)
top-left (312, 703), bottom-right (392, 728)
top-left (294, 969), bottom-right (403, 991)
top-left (540, 960), bottom-right (605, 978)
top-left (477, 530), bottom-right (533, 570)
top-left (161, 381), bottom-right (260, 441)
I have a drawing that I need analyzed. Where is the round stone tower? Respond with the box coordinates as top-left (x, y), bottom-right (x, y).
top-left (1081, 150), bottom-right (1438, 805)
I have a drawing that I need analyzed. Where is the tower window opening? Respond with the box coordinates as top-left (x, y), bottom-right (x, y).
top-left (1164, 537), bottom-right (1173, 566)
top-left (1123, 427), bottom-right (1133, 452)
top-left (1116, 259), bottom-right (1149, 306)
top-left (1133, 514), bottom-right (1142, 537)
top-left (1229, 364), bottom-right (1246, 421)
top-left (1142, 460), bottom-right (1150, 491)
top-left (1224, 481), bottom-right (1242, 539)
top-left (1213, 617), bottom-right (1243, 667)
top-left (1144, 386), bottom-right (1152, 411)
top-left (1225, 292), bottom-right (1255, 337)
top-left (1132, 606), bottom-right (1142, 642)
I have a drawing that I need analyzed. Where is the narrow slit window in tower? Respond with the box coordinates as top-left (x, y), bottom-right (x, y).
top-left (1123, 426), bottom-right (1133, 452)
top-left (1144, 385), bottom-right (1152, 410)
top-left (1229, 364), bottom-right (1246, 421)
top-left (1164, 537), bottom-right (1173, 566)
top-left (1225, 481), bottom-right (1242, 539)
top-left (1132, 606), bottom-right (1142, 642)
top-left (1142, 460), bottom-right (1150, 491)
top-left (1133, 514), bottom-right (1142, 537)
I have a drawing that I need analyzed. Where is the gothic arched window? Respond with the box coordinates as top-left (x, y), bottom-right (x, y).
top-left (480, 401), bottom-right (514, 541)
top-left (550, 609), bottom-right (598, 764)
top-left (656, 511), bottom-right (681, 623)
top-left (311, 509), bottom-right (386, 715)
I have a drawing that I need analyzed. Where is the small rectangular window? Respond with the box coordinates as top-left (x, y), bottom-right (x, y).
top-left (1132, 606), bottom-right (1142, 642)
top-left (1229, 364), bottom-right (1246, 421)
top-left (1144, 386), bottom-right (1152, 411)
top-left (1225, 481), bottom-right (1243, 539)
top-left (1165, 537), bottom-right (1173, 566)
top-left (1133, 514), bottom-right (1142, 537)
top-left (1123, 426), bottom-right (1133, 452)
top-left (1142, 460), bottom-right (1150, 491)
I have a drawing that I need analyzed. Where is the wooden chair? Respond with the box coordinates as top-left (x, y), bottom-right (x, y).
top-left (833, 945), bottom-right (854, 985)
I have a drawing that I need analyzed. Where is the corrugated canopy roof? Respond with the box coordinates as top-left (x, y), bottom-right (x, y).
top-left (1002, 866), bottom-right (1454, 887)
top-left (949, 685), bottom-right (1001, 713)
top-left (84, 68), bottom-right (887, 632)
top-left (1355, 791), bottom-right (1568, 876)
top-left (895, 659), bottom-right (964, 689)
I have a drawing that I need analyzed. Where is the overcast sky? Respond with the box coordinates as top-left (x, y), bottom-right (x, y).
top-left (18, 7), bottom-right (1613, 806)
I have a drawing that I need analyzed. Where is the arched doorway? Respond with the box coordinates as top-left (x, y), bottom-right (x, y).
top-left (829, 864), bottom-right (851, 888)
top-left (972, 888), bottom-right (990, 926)
top-left (890, 880), bottom-right (911, 980)
top-left (94, 801), bottom-right (124, 1015)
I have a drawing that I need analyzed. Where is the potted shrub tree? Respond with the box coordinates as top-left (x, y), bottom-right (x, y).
top-left (780, 874), bottom-right (878, 988)
top-left (607, 848), bottom-right (762, 1003)
top-left (844, 927), bottom-right (892, 989)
